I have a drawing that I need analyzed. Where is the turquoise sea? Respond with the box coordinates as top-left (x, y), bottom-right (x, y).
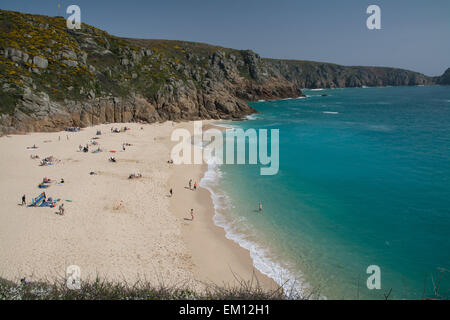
top-left (200, 86), bottom-right (450, 299)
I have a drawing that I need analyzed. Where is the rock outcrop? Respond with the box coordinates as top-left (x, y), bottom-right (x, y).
top-left (437, 68), bottom-right (450, 85)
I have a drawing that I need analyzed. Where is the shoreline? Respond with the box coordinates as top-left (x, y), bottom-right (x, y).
top-left (166, 121), bottom-right (278, 291)
top-left (0, 121), bottom-right (277, 292)
top-left (194, 121), bottom-right (307, 297)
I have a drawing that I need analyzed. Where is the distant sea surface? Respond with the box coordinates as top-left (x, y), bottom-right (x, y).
top-left (200, 86), bottom-right (450, 299)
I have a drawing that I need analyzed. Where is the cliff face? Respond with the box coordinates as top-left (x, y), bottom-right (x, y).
top-left (437, 68), bottom-right (450, 85)
top-left (0, 10), bottom-right (444, 134)
top-left (264, 59), bottom-right (435, 88)
top-left (0, 10), bottom-right (303, 134)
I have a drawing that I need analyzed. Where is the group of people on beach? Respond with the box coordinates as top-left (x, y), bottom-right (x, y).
top-left (166, 179), bottom-right (199, 221)
top-left (188, 179), bottom-right (198, 191)
top-left (111, 127), bottom-right (130, 133)
top-left (21, 126), bottom-right (148, 219)
top-left (187, 180), bottom-right (198, 221)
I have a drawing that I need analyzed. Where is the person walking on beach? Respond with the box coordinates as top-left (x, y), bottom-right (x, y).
top-left (194, 182), bottom-right (198, 191)
top-left (169, 188), bottom-right (173, 197)
top-left (259, 201), bottom-right (263, 212)
top-left (189, 179), bottom-right (192, 190)
top-left (190, 209), bottom-right (194, 221)
top-left (21, 195), bottom-right (26, 206)
top-left (58, 203), bottom-right (65, 216)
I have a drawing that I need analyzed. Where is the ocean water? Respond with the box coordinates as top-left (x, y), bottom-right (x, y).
top-left (200, 86), bottom-right (450, 299)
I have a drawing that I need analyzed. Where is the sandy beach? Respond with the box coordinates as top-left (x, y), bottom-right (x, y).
top-left (0, 121), bottom-right (276, 291)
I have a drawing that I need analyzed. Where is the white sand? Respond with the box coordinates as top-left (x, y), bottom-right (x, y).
top-left (0, 121), bottom-right (276, 291)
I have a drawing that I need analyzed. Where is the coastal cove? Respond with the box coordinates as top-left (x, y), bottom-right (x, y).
top-left (0, 1), bottom-right (450, 303)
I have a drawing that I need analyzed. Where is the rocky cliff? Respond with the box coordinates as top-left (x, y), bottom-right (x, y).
top-left (0, 9), bottom-right (445, 134)
top-left (437, 68), bottom-right (450, 85)
top-left (264, 59), bottom-right (436, 88)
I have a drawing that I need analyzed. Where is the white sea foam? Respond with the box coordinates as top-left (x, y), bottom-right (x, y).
top-left (322, 111), bottom-right (339, 114)
top-left (245, 114), bottom-right (259, 120)
top-left (200, 152), bottom-right (310, 298)
top-left (310, 88), bottom-right (324, 91)
top-left (213, 122), bottom-right (237, 129)
top-left (366, 124), bottom-right (394, 132)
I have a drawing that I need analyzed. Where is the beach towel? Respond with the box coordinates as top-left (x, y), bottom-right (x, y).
top-left (39, 198), bottom-right (60, 208)
top-left (39, 201), bottom-right (52, 207)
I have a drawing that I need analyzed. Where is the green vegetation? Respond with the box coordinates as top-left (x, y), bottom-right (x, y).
top-left (0, 9), bottom-right (253, 111)
top-left (0, 89), bottom-right (20, 115)
top-left (0, 276), bottom-right (301, 300)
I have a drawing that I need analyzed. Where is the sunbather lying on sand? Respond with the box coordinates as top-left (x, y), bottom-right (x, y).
top-left (40, 156), bottom-right (59, 166)
top-left (42, 177), bottom-right (52, 183)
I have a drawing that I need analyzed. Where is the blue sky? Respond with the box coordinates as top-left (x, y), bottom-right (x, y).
top-left (1, 0), bottom-right (449, 76)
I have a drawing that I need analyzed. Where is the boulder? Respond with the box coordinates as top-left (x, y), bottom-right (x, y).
top-left (33, 56), bottom-right (48, 69)
top-left (5, 48), bottom-right (22, 59)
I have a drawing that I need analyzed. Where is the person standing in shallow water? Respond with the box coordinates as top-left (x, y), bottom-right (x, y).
top-left (259, 201), bottom-right (262, 212)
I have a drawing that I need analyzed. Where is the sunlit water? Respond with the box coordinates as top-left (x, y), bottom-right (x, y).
top-left (200, 86), bottom-right (450, 299)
